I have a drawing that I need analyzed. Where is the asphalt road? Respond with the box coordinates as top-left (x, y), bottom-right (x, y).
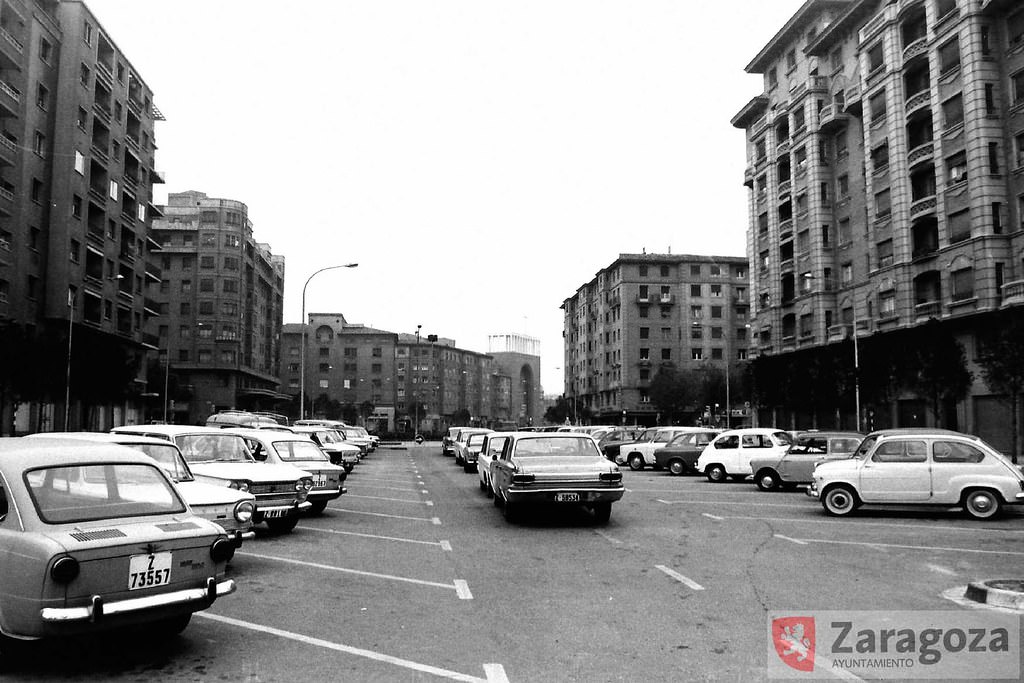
top-left (4, 442), bottom-right (1023, 681)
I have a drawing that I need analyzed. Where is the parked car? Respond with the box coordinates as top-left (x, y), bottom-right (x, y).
top-left (453, 428), bottom-right (493, 467)
top-left (477, 433), bottom-right (512, 495)
top-left (653, 429), bottom-right (722, 475)
top-left (749, 431), bottom-right (863, 491)
top-left (111, 425), bottom-right (313, 533)
top-left (27, 432), bottom-right (257, 554)
top-left (595, 427), bottom-right (637, 454)
top-left (696, 428), bottom-right (794, 482)
top-left (206, 410), bottom-right (290, 430)
top-left (442, 427), bottom-right (463, 456)
top-left (808, 429), bottom-right (1024, 520)
top-left (0, 438), bottom-right (236, 649)
top-left (602, 426), bottom-right (658, 462)
top-left (294, 420), bottom-right (375, 454)
top-left (290, 425), bottom-right (362, 472)
top-left (619, 427), bottom-right (708, 471)
top-left (458, 431), bottom-right (491, 473)
top-left (227, 429), bottom-right (347, 515)
top-left (488, 432), bottom-right (625, 524)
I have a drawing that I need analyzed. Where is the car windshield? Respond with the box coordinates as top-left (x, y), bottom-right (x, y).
top-left (175, 434), bottom-right (254, 463)
top-left (25, 463), bottom-right (186, 524)
top-left (515, 437), bottom-right (602, 457)
top-left (273, 440), bottom-right (329, 462)
top-left (125, 443), bottom-right (194, 482)
top-left (314, 430), bottom-right (344, 445)
top-left (852, 435), bottom-right (877, 459)
top-left (467, 434), bottom-right (487, 448)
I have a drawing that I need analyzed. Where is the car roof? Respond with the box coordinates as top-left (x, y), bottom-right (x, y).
top-left (793, 431), bottom-right (864, 439)
top-left (716, 427), bottom-right (789, 436)
top-left (868, 428), bottom-right (981, 440)
top-left (0, 437), bottom-right (162, 471)
top-left (222, 428), bottom-right (315, 443)
top-left (26, 431), bottom-right (178, 448)
top-left (112, 424), bottom-right (230, 437)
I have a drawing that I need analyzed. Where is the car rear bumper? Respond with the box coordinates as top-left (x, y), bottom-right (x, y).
top-left (506, 487), bottom-right (625, 505)
top-left (40, 577), bottom-right (236, 623)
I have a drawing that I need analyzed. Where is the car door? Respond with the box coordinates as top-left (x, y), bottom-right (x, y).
top-left (737, 433), bottom-right (774, 474)
top-left (709, 434), bottom-right (740, 471)
top-left (491, 437), bottom-right (517, 497)
top-left (778, 436), bottom-right (827, 481)
top-left (858, 439), bottom-right (931, 502)
top-left (928, 439), bottom-right (988, 503)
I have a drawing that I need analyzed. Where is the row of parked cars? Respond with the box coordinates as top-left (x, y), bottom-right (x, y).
top-left (0, 412), bottom-right (380, 654)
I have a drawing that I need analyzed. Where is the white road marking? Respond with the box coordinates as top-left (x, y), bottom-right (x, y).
top-left (345, 494), bottom-right (428, 504)
top-left (702, 513), bottom-right (724, 521)
top-left (483, 663), bottom-right (510, 683)
top-left (657, 499), bottom-right (809, 509)
top-left (773, 534), bottom-right (808, 545)
top-left (421, 489), bottom-right (430, 494)
top-left (331, 509), bottom-right (437, 522)
top-left (431, 517), bottom-right (442, 525)
top-left (594, 529), bottom-right (622, 545)
top-left (784, 537), bottom-right (1024, 557)
top-left (440, 540), bottom-right (452, 551)
top-left (655, 565), bottom-right (705, 591)
top-left (426, 501), bottom-right (434, 507)
top-left (356, 477), bottom-right (419, 486)
top-left (295, 526), bottom-right (448, 549)
top-left (926, 563), bottom-right (958, 576)
top-left (454, 580), bottom-right (473, 600)
top-left (237, 551), bottom-right (462, 592)
top-left (711, 513), bottom-right (1024, 534)
top-left (195, 612), bottom-right (490, 682)
top-left (353, 484), bottom-right (420, 493)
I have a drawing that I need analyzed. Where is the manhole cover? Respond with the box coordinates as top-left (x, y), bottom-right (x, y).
top-left (983, 580), bottom-right (1024, 593)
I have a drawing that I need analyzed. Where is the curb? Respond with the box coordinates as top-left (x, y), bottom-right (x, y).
top-left (963, 579), bottom-right (1024, 610)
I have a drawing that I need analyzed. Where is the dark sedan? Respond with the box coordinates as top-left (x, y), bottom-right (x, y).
top-left (601, 427), bottom-right (654, 461)
top-left (653, 430), bottom-right (721, 475)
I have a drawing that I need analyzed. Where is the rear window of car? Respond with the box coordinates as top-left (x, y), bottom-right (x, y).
top-left (273, 440), bottom-right (329, 462)
top-left (25, 463), bottom-right (186, 524)
top-left (932, 440), bottom-right (985, 464)
top-left (789, 437), bottom-right (827, 454)
top-left (175, 434), bottom-right (253, 463)
top-left (829, 438), bottom-right (861, 455)
top-left (515, 437), bottom-right (601, 458)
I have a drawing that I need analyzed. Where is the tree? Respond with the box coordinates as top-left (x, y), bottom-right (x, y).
top-left (452, 408), bottom-right (471, 427)
top-left (545, 396), bottom-right (572, 425)
top-left (900, 322), bottom-right (972, 429)
top-left (649, 367), bottom-right (691, 423)
top-left (359, 400), bottom-right (375, 424)
top-left (977, 311), bottom-right (1024, 463)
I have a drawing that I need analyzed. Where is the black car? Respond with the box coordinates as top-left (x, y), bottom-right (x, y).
top-left (653, 430), bottom-right (722, 475)
top-left (601, 427), bottom-right (653, 461)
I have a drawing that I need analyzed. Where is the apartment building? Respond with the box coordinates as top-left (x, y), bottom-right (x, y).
top-left (150, 190), bottom-right (286, 424)
top-left (732, 0), bottom-right (1024, 446)
top-left (1, 0), bottom-right (163, 432)
top-left (562, 253), bottom-right (750, 426)
top-left (488, 333), bottom-right (543, 427)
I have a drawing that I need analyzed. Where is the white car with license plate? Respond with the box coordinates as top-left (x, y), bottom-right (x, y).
top-left (808, 429), bottom-right (1024, 520)
top-left (696, 428), bottom-right (793, 482)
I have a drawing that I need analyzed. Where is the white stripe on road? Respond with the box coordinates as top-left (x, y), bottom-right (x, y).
top-left (710, 514), bottom-right (1024, 534)
top-left (454, 580), bottom-right (473, 600)
top-left (440, 540), bottom-right (453, 552)
top-left (432, 517), bottom-right (442, 525)
top-left (702, 513), bottom-right (724, 521)
top-left (345, 494), bottom-right (428, 504)
top-left (237, 551), bottom-right (465, 592)
top-left (657, 499), bottom-right (809, 509)
top-left (324, 509), bottom-right (436, 523)
top-left (295, 526), bottom-right (448, 549)
top-left (773, 534), bottom-right (808, 545)
top-left (421, 489), bottom-right (430, 494)
top-left (594, 529), bottom-right (622, 545)
top-left (779, 537), bottom-right (1024, 557)
top-left (483, 663), bottom-right (510, 683)
top-left (352, 484), bottom-right (420, 493)
top-left (655, 565), bottom-right (704, 590)
top-left (354, 476), bottom-right (417, 485)
top-left (195, 612), bottom-right (491, 682)
top-left (426, 501), bottom-right (434, 507)
top-left (926, 563), bottom-right (958, 576)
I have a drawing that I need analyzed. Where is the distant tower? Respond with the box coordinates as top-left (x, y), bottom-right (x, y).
top-left (488, 334), bottom-right (541, 426)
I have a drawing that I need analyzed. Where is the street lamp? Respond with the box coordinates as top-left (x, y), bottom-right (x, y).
top-left (300, 263), bottom-right (358, 420)
top-left (414, 325), bottom-right (421, 437)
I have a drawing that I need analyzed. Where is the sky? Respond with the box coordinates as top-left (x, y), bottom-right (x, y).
top-left (86, 0), bottom-right (808, 395)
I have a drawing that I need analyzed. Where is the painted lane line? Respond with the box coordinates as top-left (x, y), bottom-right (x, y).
top-left (657, 499), bottom-right (809, 509)
top-left (431, 517), bottom-right (442, 526)
top-left (773, 534), bottom-right (808, 545)
top-left (454, 580), bottom-right (473, 600)
top-left (655, 565), bottom-right (705, 591)
top-left (295, 526), bottom-right (447, 549)
top-left (355, 478), bottom-right (421, 487)
top-left (421, 489), bottom-right (430, 494)
top-left (710, 514), bottom-right (1024, 534)
top-left (353, 484), bottom-right (420, 493)
top-left (594, 529), bottom-right (622, 545)
top-left (702, 513), bottom-right (724, 521)
top-left (440, 540), bottom-right (453, 552)
top-left (636, 487), bottom-right (779, 495)
top-left (332, 509), bottom-right (437, 522)
top-left (926, 563), bottom-right (958, 576)
top-left (237, 551), bottom-right (460, 592)
top-left (195, 612), bottom-right (489, 683)
top-left (426, 501), bottom-right (434, 507)
top-left (345, 494), bottom-right (428, 505)
top-left (787, 538), bottom-right (1024, 557)
top-left (484, 663), bottom-right (510, 683)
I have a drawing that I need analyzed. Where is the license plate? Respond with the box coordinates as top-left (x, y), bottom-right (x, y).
top-left (263, 509), bottom-right (289, 518)
top-left (128, 552), bottom-right (172, 591)
top-left (313, 475), bottom-right (327, 487)
top-left (555, 493), bottom-right (580, 502)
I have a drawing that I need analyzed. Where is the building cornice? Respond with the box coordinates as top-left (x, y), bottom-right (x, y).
top-left (745, 0), bottom-right (852, 73)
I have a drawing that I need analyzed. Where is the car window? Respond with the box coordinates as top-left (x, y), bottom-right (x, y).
top-left (273, 440), bottom-right (329, 462)
top-left (468, 434), bottom-right (486, 448)
top-left (829, 438), bottom-right (861, 455)
top-left (790, 437), bottom-right (827, 454)
top-left (514, 437), bottom-right (601, 457)
top-left (715, 435), bottom-right (739, 449)
top-left (932, 440), bottom-right (985, 464)
top-left (127, 443), bottom-right (194, 482)
top-left (741, 434), bottom-right (772, 448)
top-left (872, 440), bottom-right (928, 463)
top-left (176, 434), bottom-right (254, 463)
top-left (772, 432), bottom-right (793, 446)
top-left (489, 437), bottom-right (509, 459)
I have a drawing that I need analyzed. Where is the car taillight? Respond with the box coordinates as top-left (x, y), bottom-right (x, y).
top-left (600, 471), bottom-right (622, 483)
top-left (210, 538), bottom-right (234, 563)
top-left (51, 556), bottom-right (80, 584)
top-left (511, 473), bottom-right (534, 485)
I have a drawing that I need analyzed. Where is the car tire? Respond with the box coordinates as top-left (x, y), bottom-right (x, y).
top-left (592, 502), bottom-right (611, 525)
top-left (705, 464), bottom-right (726, 483)
top-left (308, 500), bottom-right (328, 515)
top-left (755, 469), bottom-right (780, 491)
top-left (502, 500), bottom-right (519, 523)
top-left (493, 489), bottom-right (504, 507)
top-left (963, 489), bottom-right (1001, 520)
top-left (668, 460), bottom-right (686, 476)
top-left (821, 485), bottom-right (859, 516)
top-left (463, 463), bottom-right (476, 474)
top-left (265, 515), bottom-right (300, 533)
top-left (627, 453), bottom-right (644, 471)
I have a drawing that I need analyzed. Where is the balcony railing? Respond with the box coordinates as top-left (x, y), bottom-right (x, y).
top-left (905, 90), bottom-right (930, 114)
top-left (903, 37), bottom-right (928, 63)
top-left (914, 300), bottom-right (942, 319)
top-left (907, 141), bottom-right (934, 167)
top-left (910, 196), bottom-right (937, 219)
top-left (1001, 280), bottom-right (1024, 306)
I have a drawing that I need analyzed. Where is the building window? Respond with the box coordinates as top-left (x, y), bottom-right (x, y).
top-left (767, 67), bottom-right (777, 90)
top-left (79, 63), bottom-right (90, 87)
top-left (639, 327), bottom-right (649, 339)
top-left (180, 279), bottom-right (192, 292)
top-left (74, 150), bottom-right (85, 175)
top-left (948, 208), bottom-right (971, 243)
top-left (867, 42), bottom-right (884, 73)
top-left (879, 291), bottom-right (896, 318)
top-left (871, 143), bottom-right (889, 171)
top-left (109, 180), bottom-right (118, 200)
top-left (951, 268), bottom-right (974, 302)
top-left (710, 284), bottom-right (722, 297)
top-left (786, 48), bottom-right (797, 72)
top-left (661, 348), bottom-right (671, 361)
top-left (942, 94), bottom-right (964, 129)
top-left (990, 142), bottom-right (1001, 174)
top-left (199, 279), bottom-right (214, 292)
top-left (946, 151), bottom-right (967, 185)
top-left (869, 90), bottom-right (886, 125)
top-left (1015, 132), bottom-right (1024, 169)
top-left (639, 348), bottom-right (650, 361)
top-left (690, 284), bottom-right (702, 297)
top-left (33, 131), bottom-right (45, 157)
top-left (224, 234), bottom-right (241, 248)
top-left (71, 195), bottom-right (82, 219)
top-left (638, 265), bottom-right (648, 277)
top-left (691, 349), bottom-right (703, 361)
top-left (841, 262), bottom-right (853, 286)
top-left (837, 174), bottom-right (849, 199)
top-left (198, 301), bottom-right (214, 315)
top-left (319, 380), bottom-right (329, 389)
top-left (939, 37), bottom-right (960, 75)
top-left (639, 305), bottom-right (648, 319)
top-left (690, 265), bottom-right (701, 277)
top-left (35, 83), bottom-right (48, 110)
top-left (875, 189), bottom-right (892, 218)
top-left (660, 265), bottom-right (669, 277)
top-left (711, 306), bottom-right (723, 319)
top-left (877, 240), bottom-right (894, 268)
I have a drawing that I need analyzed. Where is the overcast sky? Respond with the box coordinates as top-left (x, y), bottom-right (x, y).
top-left (87, 0), bottom-right (806, 395)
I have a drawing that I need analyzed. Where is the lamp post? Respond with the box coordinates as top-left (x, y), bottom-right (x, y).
top-left (413, 325), bottom-right (421, 437)
top-left (162, 347), bottom-right (171, 423)
top-left (64, 288), bottom-right (75, 430)
top-left (300, 263), bottom-right (358, 421)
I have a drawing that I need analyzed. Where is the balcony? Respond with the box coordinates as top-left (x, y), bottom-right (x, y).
top-left (807, 75), bottom-right (828, 93)
top-left (658, 294), bottom-right (674, 305)
top-left (0, 184), bottom-right (13, 216)
top-left (843, 83), bottom-right (862, 115)
top-left (635, 295), bottom-right (650, 304)
top-left (914, 300), bottom-right (942, 319)
top-left (0, 26), bottom-right (24, 67)
top-left (143, 297), bottom-right (161, 315)
top-left (903, 37), bottom-right (928, 63)
top-left (0, 134), bottom-right (16, 166)
top-left (817, 105), bottom-right (850, 132)
top-left (909, 196), bottom-right (937, 219)
top-left (907, 141), bottom-right (933, 168)
top-left (776, 139), bottom-right (791, 156)
top-left (1001, 280), bottom-right (1024, 307)
top-left (898, 0), bottom-right (925, 14)
top-left (905, 90), bottom-right (930, 115)
top-left (144, 260), bottom-right (162, 282)
top-left (828, 324), bottom-right (852, 342)
top-left (777, 179), bottom-right (792, 197)
top-left (92, 102), bottom-right (112, 125)
top-left (744, 166), bottom-right (755, 188)
top-left (638, 358), bottom-right (652, 367)
top-left (0, 79), bottom-right (19, 116)
top-left (778, 219), bottom-right (793, 241)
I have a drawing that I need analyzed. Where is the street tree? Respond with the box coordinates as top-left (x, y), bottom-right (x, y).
top-left (977, 311), bottom-right (1024, 463)
top-left (899, 321), bottom-right (972, 429)
top-left (649, 367), bottom-right (691, 423)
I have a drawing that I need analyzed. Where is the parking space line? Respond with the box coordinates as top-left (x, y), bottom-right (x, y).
top-left (356, 477), bottom-right (420, 486)
top-left (454, 580), bottom-right (473, 599)
top-left (594, 529), bottom-right (622, 545)
top-left (484, 663), bottom-right (510, 683)
top-left (702, 513), bottom-right (723, 521)
top-left (657, 498), bottom-right (809, 509)
top-left (655, 565), bottom-right (705, 590)
top-left (332, 508), bottom-right (437, 522)
top-left (345, 494), bottom-right (430, 504)
top-left (237, 551), bottom-right (465, 592)
top-left (712, 514), bottom-right (1023, 534)
top-left (635, 487), bottom-right (768, 495)
top-left (440, 540), bottom-right (453, 551)
top-left (777, 537), bottom-right (1024, 557)
top-left (926, 563), bottom-right (958, 576)
top-left (432, 517), bottom-right (442, 525)
top-left (773, 534), bottom-right (808, 545)
top-left (195, 612), bottom-right (490, 682)
top-left (354, 484), bottom-right (421, 493)
top-left (295, 526), bottom-right (449, 549)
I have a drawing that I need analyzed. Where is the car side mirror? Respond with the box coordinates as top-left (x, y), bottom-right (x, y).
top-left (252, 450), bottom-right (267, 462)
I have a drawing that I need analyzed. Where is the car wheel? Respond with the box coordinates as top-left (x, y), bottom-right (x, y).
top-left (628, 453), bottom-right (644, 471)
top-left (592, 502), bottom-right (612, 525)
top-left (822, 485), bottom-right (859, 516)
top-left (668, 460), bottom-right (686, 476)
top-left (502, 500), bottom-right (519, 523)
top-left (150, 614), bottom-right (192, 637)
top-left (265, 515), bottom-right (300, 533)
top-left (308, 500), bottom-right (328, 515)
top-left (705, 464), bottom-right (726, 483)
top-left (755, 469), bottom-right (780, 491)
top-left (493, 489), bottom-right (504, 507)
top-left (963, 489), bottom-right (1001, 520)
top-left (343, 464), bottom-right (354, 473)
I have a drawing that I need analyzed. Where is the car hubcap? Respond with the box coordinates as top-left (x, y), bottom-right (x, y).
top-left (830, 493), bottom-right (848, 510)
top-left (972, 496), bottom-right (991, 512)
top-left (761, 476), bottom-right (774, 489)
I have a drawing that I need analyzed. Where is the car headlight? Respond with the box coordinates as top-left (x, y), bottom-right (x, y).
top-left (296, 478), bottom-right (314, 491)
top-left (234, 500), bottom-right (255, 523)
top-left (229, 480), bottom-right (250, 492)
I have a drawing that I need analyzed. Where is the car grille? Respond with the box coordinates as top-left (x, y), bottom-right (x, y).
top-left (249, 482), bottom-right (296, 495)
